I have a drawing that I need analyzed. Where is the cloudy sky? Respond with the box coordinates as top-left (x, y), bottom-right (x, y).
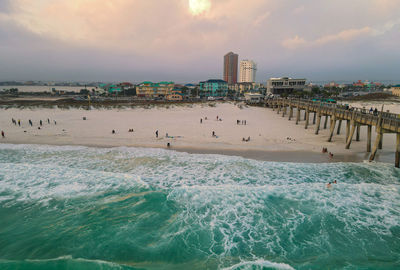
top-left (0, 0), bottom-right (399, 83)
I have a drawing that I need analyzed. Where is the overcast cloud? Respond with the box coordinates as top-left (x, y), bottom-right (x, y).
top-left (0, 0), bottom-right (399, 83)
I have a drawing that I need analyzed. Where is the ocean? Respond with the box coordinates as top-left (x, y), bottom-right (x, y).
top-left (0, 144), bottom-right (399, 269)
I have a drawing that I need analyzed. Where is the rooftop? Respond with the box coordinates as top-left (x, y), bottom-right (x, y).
top-left (201, 79), bottom-right (227, 83)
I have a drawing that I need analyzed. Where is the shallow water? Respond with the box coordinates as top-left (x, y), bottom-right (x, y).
top-left (0, 144), bottom-right (399, 269)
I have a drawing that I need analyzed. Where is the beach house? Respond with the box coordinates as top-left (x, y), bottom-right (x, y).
top-left (136, 82), bottom-right (174, 98)
top-left (199, 79), bottom-right (228, 98)
top-left (391, 85), bottom-right (400, 97)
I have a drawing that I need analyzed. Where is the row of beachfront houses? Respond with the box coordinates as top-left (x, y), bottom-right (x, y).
top-left (95, 77), bottom-right (313, 100)
top-left (97, 80), bottom-right (267, 100)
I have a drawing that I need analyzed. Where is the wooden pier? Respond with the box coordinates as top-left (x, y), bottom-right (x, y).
top-left (264, 98), bottom-right (400, 168)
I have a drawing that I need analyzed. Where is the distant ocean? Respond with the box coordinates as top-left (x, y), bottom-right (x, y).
top-left (0, 144), bottom-right (399, 270)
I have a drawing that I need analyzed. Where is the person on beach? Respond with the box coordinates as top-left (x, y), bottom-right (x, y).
top-left (212, 131), bottom-right (215, 137)
top-left (40, 120), bottom-right (42, 126)
top-left (18, 120), bottom-right (21, 126)
top-left (29, 120), bottom-right (32, 126)
top-left (12, 118), bottom-right (15, 125)
top-left (200, 118), bottom-right (202, 124)
top-left (47, 118), bottom-right (50, 124)
top-left (166, 133), bottom-right (168, 138)
top-left (329, 152), bottom-right (334, 158)
top-left (156, 130), bottom-right (158, 138)
top-left (1, 131), bottom-right (4, 138)
top-left (244, 120), bottom-right (247, 125)
top-left (167, 142), bottom-right (170, 148)
top-left (216, 116), bottom-right (219, 120)
top-left (112, 130), bottom-right (115, 134)
top-left (54, 120), bottom-right (57, 125)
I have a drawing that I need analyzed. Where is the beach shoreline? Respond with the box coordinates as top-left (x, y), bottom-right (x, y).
top-left (0, 141), bottom-right (385, 164)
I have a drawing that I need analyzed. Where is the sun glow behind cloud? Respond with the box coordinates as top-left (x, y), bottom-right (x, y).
top-left (189, 0), bottom-right (211, 15)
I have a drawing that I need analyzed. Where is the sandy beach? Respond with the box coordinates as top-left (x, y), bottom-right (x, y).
top-left (0, 102), bottom-right (399, 163)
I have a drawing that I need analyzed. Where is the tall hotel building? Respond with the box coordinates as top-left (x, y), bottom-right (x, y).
top-left (223, 52), bottom-right (238, 84)
top-left (239, 60), bottom-right (257, 83)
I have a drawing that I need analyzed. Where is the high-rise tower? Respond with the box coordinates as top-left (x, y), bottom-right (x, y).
top-left (239, 60), bottom-right (257, 83)
top-left (223, 52), bottom-right (238, 84)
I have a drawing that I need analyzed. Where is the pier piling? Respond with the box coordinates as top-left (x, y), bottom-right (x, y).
top-left (369, 131), bottom-right (382, 161)
top-left (315, 113), bottom-right (321, 135)
top-left (296, 108), bottom-right (301, 125)
top-left (323, 115), bottom-right (328, 129)
top-left (367, 125), bottom-right (372, 152)
top-left (337, 120), bottom-right (342, 135)
top-left (305, 108), bottom-right (310, 129)
top-left (396, 133), bottom-right (400, 168)
top-left (328, 116), bottom-right (336, 142)
top-left (346, 120), bottom-right (350, 140)
top-left (345, 120), bottom-right (356, 149)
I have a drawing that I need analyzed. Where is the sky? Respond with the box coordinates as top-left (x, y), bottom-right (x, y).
top-left (0, 0), bottom-right (400, 83)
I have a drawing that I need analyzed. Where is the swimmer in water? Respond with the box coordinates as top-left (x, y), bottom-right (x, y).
top-left (327, 182), bottom-right (332, 188)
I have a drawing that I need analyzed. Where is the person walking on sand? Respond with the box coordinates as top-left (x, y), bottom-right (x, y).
top-left (29, 120), bottom-right (32, 126)
top-left (1, 131), bottom-right (4, 138)
top-left (216, 116), bottom-right (219, 121)
top-left (40, 120), bottom-right (42, 126)
top-left (47, 118), bottom-right (50, 124)
top-left (156, 130), bottom-right (159, 138)
top-left (18, 120), bottom-right (21, 126)
top-left (200, 118), bottom-right (203, 124)
top-left (54, 120), bottom-right (57, 125)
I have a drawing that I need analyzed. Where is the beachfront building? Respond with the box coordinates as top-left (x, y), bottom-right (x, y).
top-left (239, 60), bottom-right (257, 83)
top-left (244, 92), bottom-right (264, 104)
top-left (166, 89), bottom-right (184, 101)
top-left (266, 77), bottom-right (307, 95)
top-left (99, 83), bottom-right (122, 95)
top-left (391, 85), bottom-right (400, 97)
top-left (136, 81), bottom-right (174, 98)
top-left (223, 52), bottom-right (238, 85)
top-left (229, 82), bottom-right (262, 94)
top-left (199, 79), bottom-right (228, 97)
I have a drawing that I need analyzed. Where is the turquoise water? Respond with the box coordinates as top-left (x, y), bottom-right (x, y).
top-left (0, 144), bottom-right (399, 270)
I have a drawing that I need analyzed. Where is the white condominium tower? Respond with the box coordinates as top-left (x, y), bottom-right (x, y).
top-left (239, 60), bottom-right (257, 83)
